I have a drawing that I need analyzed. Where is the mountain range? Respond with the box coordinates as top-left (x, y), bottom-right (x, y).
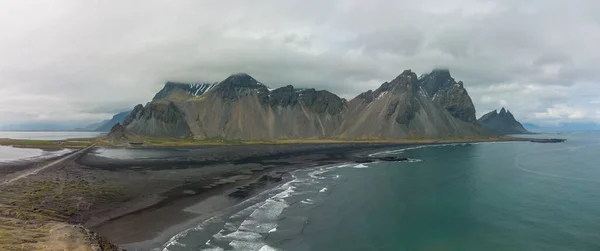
top-left (478, 108), bottom-right (531, 134)
top-left (71, 110), bottom-right (132, 132)
top-left (523, 122), bottom-right (600, 132)
top-left (121, 69), bottom-right (492, 140)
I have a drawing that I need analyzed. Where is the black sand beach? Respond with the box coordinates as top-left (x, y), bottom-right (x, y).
top-left (0, 143), bottom-right (426, 250)
top-left (82, 143), bottom-right (423, 249)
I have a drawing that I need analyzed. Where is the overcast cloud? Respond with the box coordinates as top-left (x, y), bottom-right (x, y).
top-left (1, 0), bottom-right (599, 128)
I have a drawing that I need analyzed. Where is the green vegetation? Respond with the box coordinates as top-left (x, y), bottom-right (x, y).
top-left (135, 135), bottom-right (526, 147)
top-left (0, 138), bottom-right (91, 149)
top-left (0, 175), bottom-right (125, 250)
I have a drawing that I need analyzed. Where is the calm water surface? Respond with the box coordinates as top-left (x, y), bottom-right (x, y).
top-left (0, 131), bottom-right (104, 140)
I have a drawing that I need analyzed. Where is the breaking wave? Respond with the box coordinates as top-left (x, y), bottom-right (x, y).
top-left (163, 146), bottom-right (429, 251)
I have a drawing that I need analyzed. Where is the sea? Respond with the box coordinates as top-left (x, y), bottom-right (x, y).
top-left (0, 131), bottom-right (103, 162)
top-left (159, 131), bottom-right (600, 251)
top-left (0, 130), bottom-right (104, 140)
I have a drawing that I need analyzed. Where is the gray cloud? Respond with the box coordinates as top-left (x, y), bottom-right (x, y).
top-left (0, 0), bottom-right (599, 127)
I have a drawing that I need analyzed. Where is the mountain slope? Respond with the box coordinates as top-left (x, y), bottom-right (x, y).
top-left (124, 69), bottom-right (487, 140)
top-left (77, 120), bottom-right (108, 131)
top-left (478, 108), bottom-right (531, 134)
top-left (180, 74), bottom-right (347, 139)
top-left (419, 69), bottom-right (477, 123)
top-left (338, 70), bottom-right (483, 139)
top-left (123, 102), bottom-right (191, 137)
top-left (152, 82), bottom-right (216, 102)
top-left (94, 111), bottom-right (131, 132)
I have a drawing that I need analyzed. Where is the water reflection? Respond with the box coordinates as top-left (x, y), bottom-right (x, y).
top-left (0, 145), bottom-right (72, 162)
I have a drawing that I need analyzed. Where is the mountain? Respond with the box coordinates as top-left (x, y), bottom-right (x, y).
top-left (123, 102), bottom-right (191, 137)
top-left (523, 122), bottom-right (599, 132)
top-left (125, 73), bottom-right (347, 138)
top-left (152, 82), bottom-right (217, 102)
top-left (522, 123), bottom-right (539, 131)
top-left (94, 110), bottom-right (132, 132)
top-left (124, 69), bottom-right (487, 140)
top-left (478, 108), bottom-right (531, 134)
top-left (419, 69), bottom-right (477, 123)
top-left (338, 70), bottom-right (483, 139)
top-left (77, 120), bottom-right (109, 131)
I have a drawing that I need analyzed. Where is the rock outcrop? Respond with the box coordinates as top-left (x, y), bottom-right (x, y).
top-left (94, 111), bottom-right (131, 132)
top-left (419, 69), bottom-right (477, 123)
top-left (478, 108), bottom-right (531, 134)
top-left (180, 73), bottom-right (347, 140)
top-left (106, 123), bottom-right (127, 141)
top-left (338, 70), bottom-right (483, 139)
top-left (152, 81), bottom-right (216, 102)
top-left (124, 69), bottom-right (488, 140)
top-left (123, 101), bottom-right (191, 137)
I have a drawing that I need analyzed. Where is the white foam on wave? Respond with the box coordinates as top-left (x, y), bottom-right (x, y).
top-left (219, 231), bottom-right (263, 241)
top-left (353, 164), bottom-right (369, 169)
top-left (300, 199), bottom-right (314, 204)
top-left (319, 187), bottom-right (328, 193)
top-left (308, 169), bottom-right (328, 179)
top-left (187, 163), bottom-right (347, 250)
top-left (239, 220), bottom-right (278, 234)
top-left (228, 240), bottom-right (265, 250)
top-left (258, 245), bottom-right (280, 251)
top-left (199, 247), bottom-right (224, 251)
top-left (368, 145), bottom-right (430, 157)
top-left (162, 216), bottom-right (220, 251)
top-left (308, 163), bottom-right (353, 179)
top-left (249, 199), bottom-right (288, 220)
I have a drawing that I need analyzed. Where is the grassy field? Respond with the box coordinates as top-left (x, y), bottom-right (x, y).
top-left (0, 167), bottom-right (123, 250)
top-left (0, 134), bottom-right (529, 149)
top-left (0, 138), bottom-right (92, 149)
top-left (126, 135), bottom-right (527, 146)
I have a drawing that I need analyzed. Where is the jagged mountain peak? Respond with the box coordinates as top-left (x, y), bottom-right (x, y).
top-left (479, 108), bottom-right (530, 135)
top-left (419, 69), bottom-right (456, 97)
top-left (395, 69), bottom-right (419, 83)
top-left (430, 68), bottom-right (452, 79)
top-left (125, 68), bottom-right (486, 140)
top-left (417, 69), bottom-right (476, 123)
top-left (266, 85), bottom-right (346, 115)
top-left (153, 81), bottom-right (216, 101)
top-left (209, 73), bottom-right (270, 101)
top-left (364, 70), bottom-right (419, 97)
top-left (219, 73), bottom-right (262, 87)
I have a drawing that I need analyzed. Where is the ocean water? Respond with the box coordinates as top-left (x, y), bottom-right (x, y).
top-left (161, 132), bottom-right (600, 251)
top-left (0, 130), bottom-right (104, 140)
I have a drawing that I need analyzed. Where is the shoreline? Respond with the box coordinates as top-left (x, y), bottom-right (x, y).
top-left (86, 143), bottom-right (424, 248)
top-left (86, 140), bottom-right (511, 250)
top-left (0, 137), bottom-right (560, 250)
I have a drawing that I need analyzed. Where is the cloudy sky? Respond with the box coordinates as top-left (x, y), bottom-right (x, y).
top-left (1, 0), bottom-right (599, 128)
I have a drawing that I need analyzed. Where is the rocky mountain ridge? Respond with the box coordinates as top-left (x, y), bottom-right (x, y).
top-left (338, 70), bottom-right (483, 139)
top-left (122, 69), bottom-right (488, 139)
top-left (94, 110), bottom-right (132, 132)
top-left (478, 108), bottom-right (531, 134)
top-left (152, 82), bottom-right (217, 102)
